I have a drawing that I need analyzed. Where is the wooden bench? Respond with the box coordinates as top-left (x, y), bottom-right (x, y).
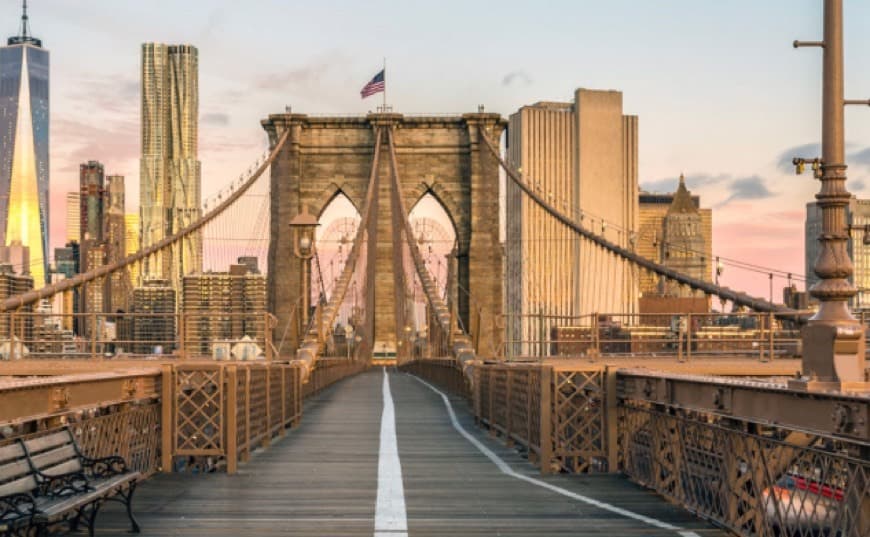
top-left (0, 442), bottom-right (38, 536)
top-left (0, 428), bottom-right (141, 536)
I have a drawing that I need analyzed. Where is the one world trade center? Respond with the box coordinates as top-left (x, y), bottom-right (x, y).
top-left (0, 1), bottom-right (49, 287)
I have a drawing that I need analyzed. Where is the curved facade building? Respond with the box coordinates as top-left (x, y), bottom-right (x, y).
top-left (0, 8), bottom-right (49, 287)
top-left (140, 43), bottom-right (201, 292)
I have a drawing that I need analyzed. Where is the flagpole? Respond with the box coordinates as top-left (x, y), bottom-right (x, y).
top-left (383, 57), bottom-right (387, 111)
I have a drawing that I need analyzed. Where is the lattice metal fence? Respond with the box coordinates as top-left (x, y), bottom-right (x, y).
top-left (406, 358), bottom-right (870, 537)
top-left (168, 362), bottom-right (304, 473)
top-left (620, 403), bottom-right (870, 537)
top-left (73, 404), bottom-right (161, 475)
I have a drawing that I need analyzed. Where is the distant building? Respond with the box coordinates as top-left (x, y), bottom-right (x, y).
top-left (806, 197), bottom-right (870, 309)
top-left (236, 256), bottom-right (260, 274)
top-left (140, 43), bottom-right (201, 291)
top-left (66, 192), bottom-right (80, 243)
top-left (79, 161), bottom-right (104, 246)
top-left (54, 242), bottom-right (78, 279)
top-left (104, 175), bottom-right (131, 312)
top-left (46, 270), bottom-right (73, 331)
top-left (659, 177), bottom-right (707, 298)
top-left (0, 240), bottom-right (29, 274)
top-left (637, 178), bottom-right (713, 298)
top-left (125, 213), bottom-right (140, 285)
top-left (505, 89), bottom-right (638, 355)
top-left (131, 279), bottom-right (176, 354)
top-left (0, 4), bottom-right (50, 288)
top-left (0, 264), bottom-right (33, 344)
top-left (182, 263), bottom-right (267, 356)
top-left (81, 243), bottom-right (105, 335)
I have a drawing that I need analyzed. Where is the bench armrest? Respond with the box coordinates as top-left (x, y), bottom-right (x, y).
top-left (82, 455), bottom-right (131, 479)
top-left (38, 471), bottom-right (90, 498)
top-left (0, 492), bottom-right (37, 521)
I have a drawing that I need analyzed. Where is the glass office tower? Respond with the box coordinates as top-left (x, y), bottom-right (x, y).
top-left (0, 4), bottom-right (49, 287)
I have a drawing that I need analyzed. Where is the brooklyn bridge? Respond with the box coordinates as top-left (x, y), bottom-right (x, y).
top-left (0, 1), bottom-right (868, 536)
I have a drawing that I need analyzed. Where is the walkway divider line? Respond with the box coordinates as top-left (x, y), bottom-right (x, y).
top-left (410, 374), bottom-right (703, 537)
top-left (374, 368), bottom-right (408, 537)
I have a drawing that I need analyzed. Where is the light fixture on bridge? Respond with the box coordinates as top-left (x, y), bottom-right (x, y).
top-left (289, 206), bottom-right (319, 260)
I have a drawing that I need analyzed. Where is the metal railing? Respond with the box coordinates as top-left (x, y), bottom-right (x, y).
top-left (0, 311), bottom-right (278, 361)
top-left (0, 357), bottom-right (368, 476)
top-left (0, 370), bottom-right (162, 476)
top-left (403, 358), bottom-right (870, 537)
top-left (501, 311), bottom-right (805, 361)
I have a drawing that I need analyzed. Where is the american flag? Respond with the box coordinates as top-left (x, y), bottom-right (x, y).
top-left (360, 69), bottom-right (385, 98)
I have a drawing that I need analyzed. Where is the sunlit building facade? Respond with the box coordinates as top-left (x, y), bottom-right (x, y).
top-left (65, 192), bottom-right (79, 243)
top-left (0, 7), bottom-right (49, 287)
top-left (637, 185), bottom-right (713, 297)
top-left (505, 90), bottom-right (638, 356)
top-left (105, 175), bottom-right (131, 312)
top-left (140, 43), bottom-right (201, 293)
top-left (125, 213), bottom-right (140, 285)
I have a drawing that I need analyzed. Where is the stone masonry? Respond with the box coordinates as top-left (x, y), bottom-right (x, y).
top-left (262, 112), bottom-right (506, 356)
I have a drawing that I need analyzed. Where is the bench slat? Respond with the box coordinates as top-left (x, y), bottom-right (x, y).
top-left (22, 431), bottom-right (73, 454)
top-left (0, 443), bottom-right (25, 464)
top-left (0, 475), bottom-right (36, 497)
top-left (0, 459), bottom-right (31, 484)
top-left (34, 472), bottom-right (139, 518)
top-left (29, 445), bottom-right (79, 474)
top-left (39, 459), bottom-right (81, 478)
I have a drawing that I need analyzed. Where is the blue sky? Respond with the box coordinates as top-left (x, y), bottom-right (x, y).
top-left (18, 0), bottom-right (870, 297)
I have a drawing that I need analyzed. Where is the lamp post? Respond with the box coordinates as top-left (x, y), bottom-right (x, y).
top-left (793, 0), bottom-right (869, 391)
top-left (403, 324), bottom-right (413, 361)
top-left (344, 324), bottom-right (353, 360)
top-left (289, 206), bottom-right (319, 333)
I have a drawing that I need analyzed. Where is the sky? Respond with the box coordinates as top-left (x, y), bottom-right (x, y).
top-left (16, 0), bottom-right (870, 300)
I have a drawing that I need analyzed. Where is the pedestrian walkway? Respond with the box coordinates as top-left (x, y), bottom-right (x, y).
top-left (100, 368), bottom-right (727, 536)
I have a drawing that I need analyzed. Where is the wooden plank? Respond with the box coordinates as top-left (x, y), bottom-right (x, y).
top-left (0, 459), bottom-right (30, 482)
top-left (28, 445), bottom-right (78, 472)
top-left (0, 443), bottom-right (25, 463)
top-left (0, 475), bottom-right (35, 497)
top-left (22, 431), bottom-right (71, 454)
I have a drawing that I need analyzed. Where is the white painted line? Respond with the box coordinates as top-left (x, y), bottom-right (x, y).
top-left (374, 368), bottom-right (408, 537)
top-left (411, 375), bottom-right (704, 537)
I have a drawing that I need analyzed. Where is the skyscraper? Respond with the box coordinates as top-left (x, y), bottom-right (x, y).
top-left (0, 2), bottom-right (49, 288)
top-left (79, 161), bottom-right (104, 245)
top-left (105, 175), bottom-right (131, 312)
top-left (505, 89), bottom-right (638, 355)
top-left (140, 43), bottom-right (201, 292)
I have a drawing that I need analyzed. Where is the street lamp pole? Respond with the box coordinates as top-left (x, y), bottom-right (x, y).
top-left (289, 207), bottom-right (319, 339)
top-left (793, 0), bottom-right (869, 391)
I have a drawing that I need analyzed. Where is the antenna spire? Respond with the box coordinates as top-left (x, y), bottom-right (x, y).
top-left (20, 0), bottom-right (29, 39)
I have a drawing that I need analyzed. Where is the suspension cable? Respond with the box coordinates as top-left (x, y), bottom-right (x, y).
top-left (1, 130), bottom-right (291, 312)
top-left (478, 126), bottom-right (800, 318)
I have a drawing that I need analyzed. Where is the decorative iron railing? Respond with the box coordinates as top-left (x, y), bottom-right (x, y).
top-left (403, 358), bottom-right (870, 537)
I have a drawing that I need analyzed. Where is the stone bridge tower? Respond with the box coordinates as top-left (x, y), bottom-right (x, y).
top-left (262, 112), bottom-right (506, 357)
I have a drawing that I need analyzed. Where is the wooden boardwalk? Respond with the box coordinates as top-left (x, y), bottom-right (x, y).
top-left (100, 369), bottom-right (728, 536)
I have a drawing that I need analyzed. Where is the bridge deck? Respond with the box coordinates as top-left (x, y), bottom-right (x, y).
top-left (100, 369), bottom-right (727, 536)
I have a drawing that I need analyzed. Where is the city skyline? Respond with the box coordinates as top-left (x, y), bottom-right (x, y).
top-left (14, 0), bottom-right (870, 301)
